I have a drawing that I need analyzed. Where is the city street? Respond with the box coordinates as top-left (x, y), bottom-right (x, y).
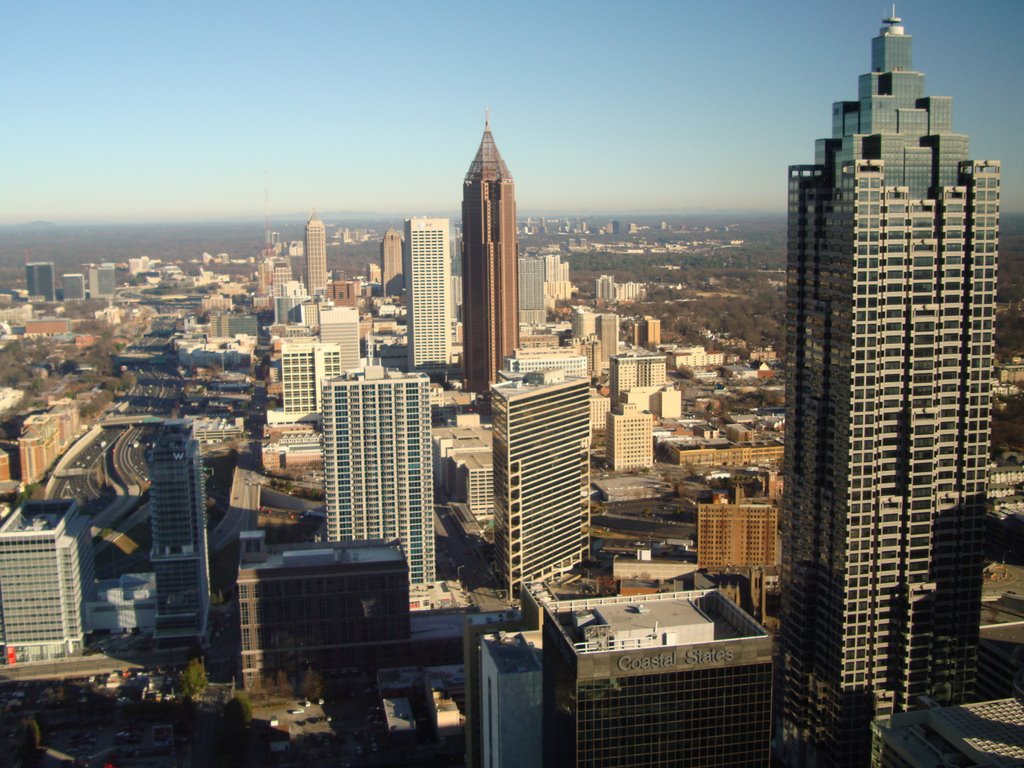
top-left (434, 502), bottom-right (506, 611)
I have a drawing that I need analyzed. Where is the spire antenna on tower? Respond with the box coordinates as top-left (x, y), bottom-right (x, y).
top-left (485, 107), bottom-right (490, 130)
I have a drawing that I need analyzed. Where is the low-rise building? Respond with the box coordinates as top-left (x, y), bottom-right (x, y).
top-left (668, 346), bottom-right (725, 370)
top-left (502, 347), bottom-right (588, 379)
top-left (85, 573), bottom-right (157, 634)
top-left (697, 491), bottom-right (779, 568)
top-left (432, 423), bottom-right (493, 517)
top-left (606, 403), bottom-right (653, 471)
top-left (191, 417), bottom-right (245, 445)
top-left (589, 390), bottom-right (610, 432)
top-left (665, 437), bottom-right (785, 469)
top-left (23, 318), bottom-right (73, 336)
top-left (236, 532), bottom-right (411, 689)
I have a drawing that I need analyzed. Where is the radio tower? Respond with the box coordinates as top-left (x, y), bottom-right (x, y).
top-left (261, 165), bottom-right (276, 261)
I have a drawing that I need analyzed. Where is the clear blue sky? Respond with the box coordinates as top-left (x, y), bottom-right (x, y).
top-left (1, 0), bottom-right (1021, 224)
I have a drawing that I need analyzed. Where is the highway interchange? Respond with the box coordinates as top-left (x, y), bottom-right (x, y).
top-left (44, 333), bottom-right (508, 639)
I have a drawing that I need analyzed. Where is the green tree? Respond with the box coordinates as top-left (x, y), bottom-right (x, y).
top-left (219, 693), bottom-right (253, 766)
top-left (274, 669), bottom-right (293, 700)
top-left (180, 657), bottom-right (208, 699)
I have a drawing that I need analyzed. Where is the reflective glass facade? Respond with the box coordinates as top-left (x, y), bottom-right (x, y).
top-left (541, 591), bottom-right (772, 767)
top-left (149, 420), bottom-right (210, 642)
top-left (780, 16), bottom-right (999, 768)
top-left (462, 120), bottom-right (519, 393)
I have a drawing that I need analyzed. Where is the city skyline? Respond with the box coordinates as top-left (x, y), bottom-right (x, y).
top-left (2, 2), bottom-right (1022, 225)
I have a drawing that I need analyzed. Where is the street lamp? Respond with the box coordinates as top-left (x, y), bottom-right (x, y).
top-left (456, 565), bottom-right (466, 584)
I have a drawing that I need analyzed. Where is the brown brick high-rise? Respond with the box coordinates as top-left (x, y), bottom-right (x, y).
top-left (461, 117), bottom-right (518, 393)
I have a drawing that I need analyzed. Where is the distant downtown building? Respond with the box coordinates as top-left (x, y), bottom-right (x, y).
top-left (571, 307), bottom-right (597, 339)
top-left (596, 314), bottom-right (620, 366)
top-left (501, 347), bottom-right (589, 379)
top-left (148, 420), bottom-right (210, 643)
top-left (606, 403), bottom-right (653, 472)
top-left (236, 531), bottom-right (410, 688)
top-left (304, 210), bottom-right (328, 296)
top-left (779, 14), bottom-right (999, 768)
top-left (381, 227), bottom-right (404, 297)
top-left (322, 367), bottom-right (434, 584)
top-left (462, 117), bottom-right (519, 393)
top-left (537, 588), bottom-right (772, 767)
top-left (696, 493), bottom-right (779, 569)
top-left (317, 307), bottom-right (361, 370)
top-left (404, 217), bottom-right (452, 375)
top-left (62, 273), bottom-right (86, 301)
top-left (25, 261), bottom-right (55, 301)
top-left (609, 352), bottom-right (667, 405)
top-left (88, 263), bottom-right (116, 299)
top-left (0, 500), bottom-right (95, 663)
top-left (518, 256), bottom-right (546, 325)
top-left (492, 370), bottom-right (590, 598)
top-left (280, 338), bottom-right (345, 419)
top-left (633, 316), bottom-right (661, 349)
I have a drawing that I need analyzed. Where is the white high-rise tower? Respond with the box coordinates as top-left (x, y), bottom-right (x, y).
top-left (321, 367), bottom-right (434, 585)
top-left (404, 217), bottom-right (452, 375)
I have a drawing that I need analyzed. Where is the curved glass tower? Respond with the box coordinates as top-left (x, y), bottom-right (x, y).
top-left (779, 15), bottom-right (999, 768)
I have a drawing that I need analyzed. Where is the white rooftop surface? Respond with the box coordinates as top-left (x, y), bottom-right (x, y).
top-left (593, 601), bottom-right (714, 645)
top-left (244, 542), bottom-right (404, 571)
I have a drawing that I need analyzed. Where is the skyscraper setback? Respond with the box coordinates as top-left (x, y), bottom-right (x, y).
top-left (304, 210), bottom-right (328, 296)
top-left (779, 15), bottom-right (998, 768)
top-left (461, 118), bottom-right (519, 393)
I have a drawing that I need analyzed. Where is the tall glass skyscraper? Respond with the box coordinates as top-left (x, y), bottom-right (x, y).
top-left (461, 117), bottom-right (519, 394)
top-left (25, 262), bottom-right (55, 302)
top-left (148, 421), bottom-right (210, 643)
top-left (304, 210), bottom-right (328, 297)
top-left (779, 15), bottom-right (999, 768)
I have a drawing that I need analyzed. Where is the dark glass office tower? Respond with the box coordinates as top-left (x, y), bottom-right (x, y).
top-left (461, 118), bottom-right (519, 393)
top-left (148, 420), bottom-right (210, 643)
top-left (779, 15), bottom-right (999, 768)
top-left (25, 262), bottom-right (55, 301)
top-left (541, 589), bottom-right (773, 767)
